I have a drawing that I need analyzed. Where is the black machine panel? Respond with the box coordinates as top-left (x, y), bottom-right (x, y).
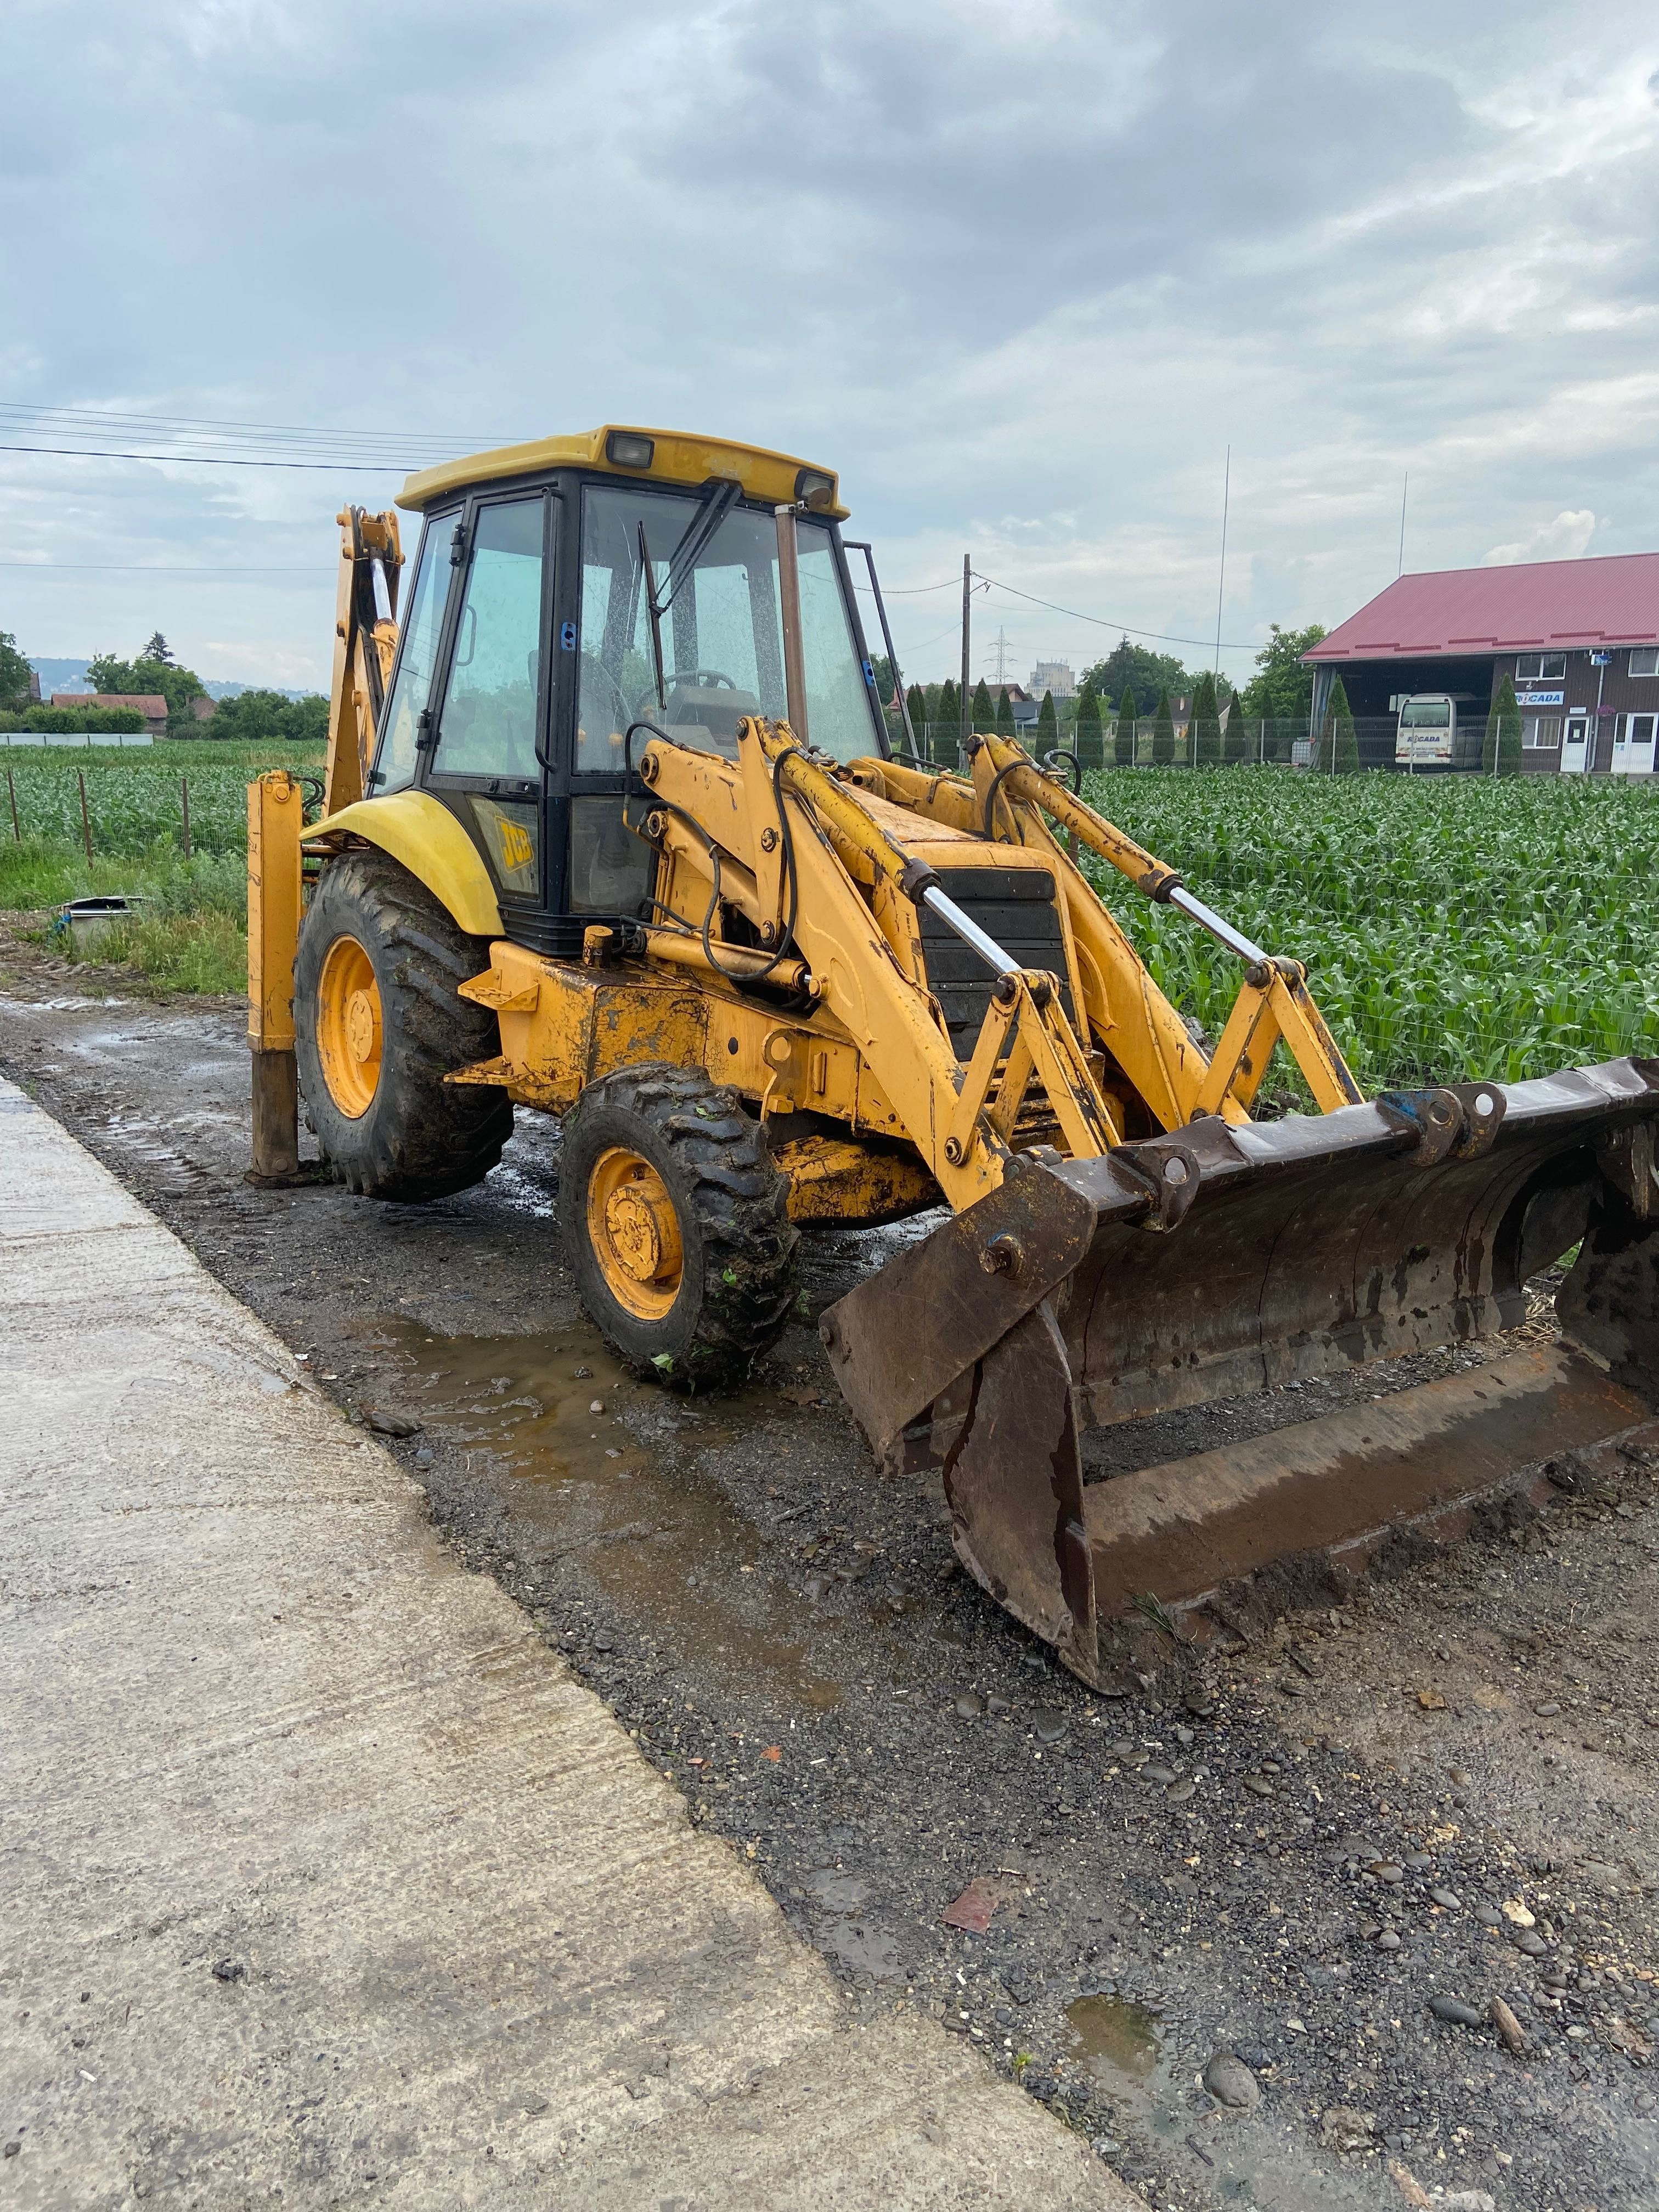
top-left (918, 866), bottom-right (1073, 1058)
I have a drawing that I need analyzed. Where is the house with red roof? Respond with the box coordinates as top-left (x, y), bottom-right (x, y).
top-left (52, 691), bottom-right (170, 738)
top-left (1304, 552), bottom-right (1659, 776)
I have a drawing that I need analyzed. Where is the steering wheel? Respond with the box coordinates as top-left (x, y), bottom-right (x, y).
top-left (665, 668), bottom-right (739, 695)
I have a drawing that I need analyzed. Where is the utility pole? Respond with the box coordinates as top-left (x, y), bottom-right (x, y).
top-left (960, 555), bottom-right (972, 757)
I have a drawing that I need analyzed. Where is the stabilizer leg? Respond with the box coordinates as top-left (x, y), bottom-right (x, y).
top-left (246, 770), bottom-right (307, 1188)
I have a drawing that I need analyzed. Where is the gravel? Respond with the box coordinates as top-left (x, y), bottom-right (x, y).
top-left (4, 958), bottom-right (1657, 2212)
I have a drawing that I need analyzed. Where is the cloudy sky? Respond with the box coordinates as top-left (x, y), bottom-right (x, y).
top-left (3, 0), bottom-right (1657, 692)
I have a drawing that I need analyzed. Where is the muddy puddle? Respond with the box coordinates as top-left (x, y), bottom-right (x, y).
top-left (380, 1316), bottom-right (842, 1709)
top-left (1066, 1993), bottom-right (1162, 2085)
top-left (1066, 1995), bottom-right (1335, 2206)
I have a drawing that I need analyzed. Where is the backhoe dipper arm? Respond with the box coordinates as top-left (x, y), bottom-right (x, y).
top-left (324, 507), bottom-right (404, 816)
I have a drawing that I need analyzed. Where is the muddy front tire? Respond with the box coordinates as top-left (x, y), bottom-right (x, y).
top-left (558, 1064), bottom-right (799, 1391)
top-left (294, 848), bottom-right (512, 1201)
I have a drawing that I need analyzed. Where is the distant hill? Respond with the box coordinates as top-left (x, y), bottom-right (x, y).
top-left (202, 680), bottom-right (317, 702)
top-left (27, 657), bottom-right (91, 695)
top-left (27, 656), bottom-right (313, 702)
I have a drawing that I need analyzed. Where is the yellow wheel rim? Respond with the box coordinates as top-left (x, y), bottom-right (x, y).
top-left (316, 934), bottom-right (383, 1120)
top-left (587, 1146), bottom-right (685, 1319)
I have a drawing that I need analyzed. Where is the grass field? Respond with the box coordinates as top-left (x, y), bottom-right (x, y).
top-left (2, 749), bottom-right (1655, 1091)
top-left (1080, 768), bottom-right (1659, 1093)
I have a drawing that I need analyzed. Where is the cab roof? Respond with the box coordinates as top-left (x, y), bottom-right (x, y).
top-left (398, 425), bottom-right (848, 521)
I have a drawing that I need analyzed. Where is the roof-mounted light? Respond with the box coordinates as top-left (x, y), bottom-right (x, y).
top-left (606, 431), bottom-right (656, 471)
top-left (795, 468), bottom-right (836, 511)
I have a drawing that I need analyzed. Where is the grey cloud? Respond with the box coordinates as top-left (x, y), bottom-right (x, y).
top-left (1, 0), bottom-right (1656, 685)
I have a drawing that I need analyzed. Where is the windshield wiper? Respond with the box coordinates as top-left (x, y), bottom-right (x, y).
top-left (637, 477), bottom-right (742, 709)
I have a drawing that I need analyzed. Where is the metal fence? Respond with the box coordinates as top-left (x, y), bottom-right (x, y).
top-left (0, 729), bottom-right (156, 749)
top-left (881, 715), bottom-right (1526, 774)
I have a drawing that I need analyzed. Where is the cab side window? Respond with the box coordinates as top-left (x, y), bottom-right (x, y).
top-left (431, 498), bottom-right (545, 781)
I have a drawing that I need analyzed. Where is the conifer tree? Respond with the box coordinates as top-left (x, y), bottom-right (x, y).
top-left (1074, 678), bottom-right (1103, 770)
top-left (1222, 692), bottom-right (1249, 765)
top-left (1315, 676), bottom-right (1359, 773)
top-left (934, 679), bottom-right (959, 763)
top-left (995, 686), bottom-right (1013, 737)
top-left (1152, 688), bottom-right (1175, 765)
top-left (1037, 690), bottom-right (1057, 747)
top-left (1192, 672), bottom-right (1221, 764)
top-left (904, 684), bottom-right (927, 756)
top-left (1113, 685), bottom-right (1137, 766)
top-left (971, 678), bottom-right (995, 734)
top-left (1482, 673), bottom-right (1522, 775)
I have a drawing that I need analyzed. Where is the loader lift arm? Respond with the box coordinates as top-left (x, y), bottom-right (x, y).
top-left (244, 422), bottom-right (1658, 1695)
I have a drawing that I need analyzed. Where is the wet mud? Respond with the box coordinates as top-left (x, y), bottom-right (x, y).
top-left (3, 940), bottom-right (1657, 2212)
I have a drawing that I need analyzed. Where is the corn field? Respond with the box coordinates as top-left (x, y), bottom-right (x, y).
top-left (1079, 769), bottom-right (1659, 1093)
top-left (0, 757), bottom-right (289, 858)
top-left (5, 752), bottom-right (1653, 1089)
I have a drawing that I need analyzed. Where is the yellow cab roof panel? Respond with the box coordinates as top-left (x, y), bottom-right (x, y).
top-left (398, 425), bottom-right (847, 520)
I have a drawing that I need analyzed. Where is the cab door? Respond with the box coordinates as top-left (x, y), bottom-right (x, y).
top-left (422, 492), bottom-right (553, 929)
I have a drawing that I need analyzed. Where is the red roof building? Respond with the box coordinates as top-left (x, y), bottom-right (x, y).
top-left (1302, 554), bottom-right (1659, 776)
top-left (52, 691), bottom-right (170, 737)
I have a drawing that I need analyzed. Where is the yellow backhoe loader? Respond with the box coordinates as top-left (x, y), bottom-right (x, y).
top-left (248, 426), bottom-right (1659, 1687)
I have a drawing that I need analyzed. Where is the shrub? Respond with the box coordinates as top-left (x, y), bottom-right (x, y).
top-left (21, 705), bottom-right (146, 734)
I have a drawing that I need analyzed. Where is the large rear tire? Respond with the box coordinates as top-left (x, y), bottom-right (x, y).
top-left (294, 848), bottom-right (512, 1201)
top-left (558, 1064), bottom-right (799, 1391)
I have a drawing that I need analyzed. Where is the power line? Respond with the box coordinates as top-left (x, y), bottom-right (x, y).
top-left (849, 574), bottom-right (960, 597)
top-left (0, 560), bottom-right (331, 572)
top-left (0, 442), bottom-right (410, 472)
top-left (973, 569), bottom-right (1255, 652)
top-left (0, 400), bottom-right (516, 459)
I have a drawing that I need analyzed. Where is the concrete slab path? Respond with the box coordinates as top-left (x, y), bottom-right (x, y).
top-left (0, 1075), bottom-right (1135, 2210)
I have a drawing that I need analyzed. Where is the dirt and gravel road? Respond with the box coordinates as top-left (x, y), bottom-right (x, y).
top-left (4, 917), bottom-right (1657, 2212)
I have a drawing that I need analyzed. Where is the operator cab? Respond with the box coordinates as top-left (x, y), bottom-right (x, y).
top-left (366, 426), bottom-right (888, 955)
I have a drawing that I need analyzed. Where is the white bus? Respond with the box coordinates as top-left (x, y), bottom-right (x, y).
top-left (1393, 693), bottom-right (1479, 771)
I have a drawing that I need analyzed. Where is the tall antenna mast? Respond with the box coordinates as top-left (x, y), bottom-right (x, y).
top-left (1213, 445), bottom-right (1231, 676)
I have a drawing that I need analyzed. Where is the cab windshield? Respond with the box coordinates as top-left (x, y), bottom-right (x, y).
top-left (576, 484), bottom-right (880, 771)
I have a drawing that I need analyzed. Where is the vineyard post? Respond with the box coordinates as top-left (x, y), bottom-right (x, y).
top-left (7, 765), bottom-right (18, 843)
top-left (77, 770), bottom-right (93, 864)
top-left (181, 776), bottom-right (192, 859)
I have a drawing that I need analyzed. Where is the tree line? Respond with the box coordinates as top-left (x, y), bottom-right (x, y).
top-left (0, 625), bottom-right (326, 742)
top-left (891, 623), bottom-right (1333, 758)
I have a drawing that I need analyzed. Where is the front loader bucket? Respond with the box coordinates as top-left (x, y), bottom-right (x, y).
top-left (822, 1058), bottom-right (1659, 1687)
